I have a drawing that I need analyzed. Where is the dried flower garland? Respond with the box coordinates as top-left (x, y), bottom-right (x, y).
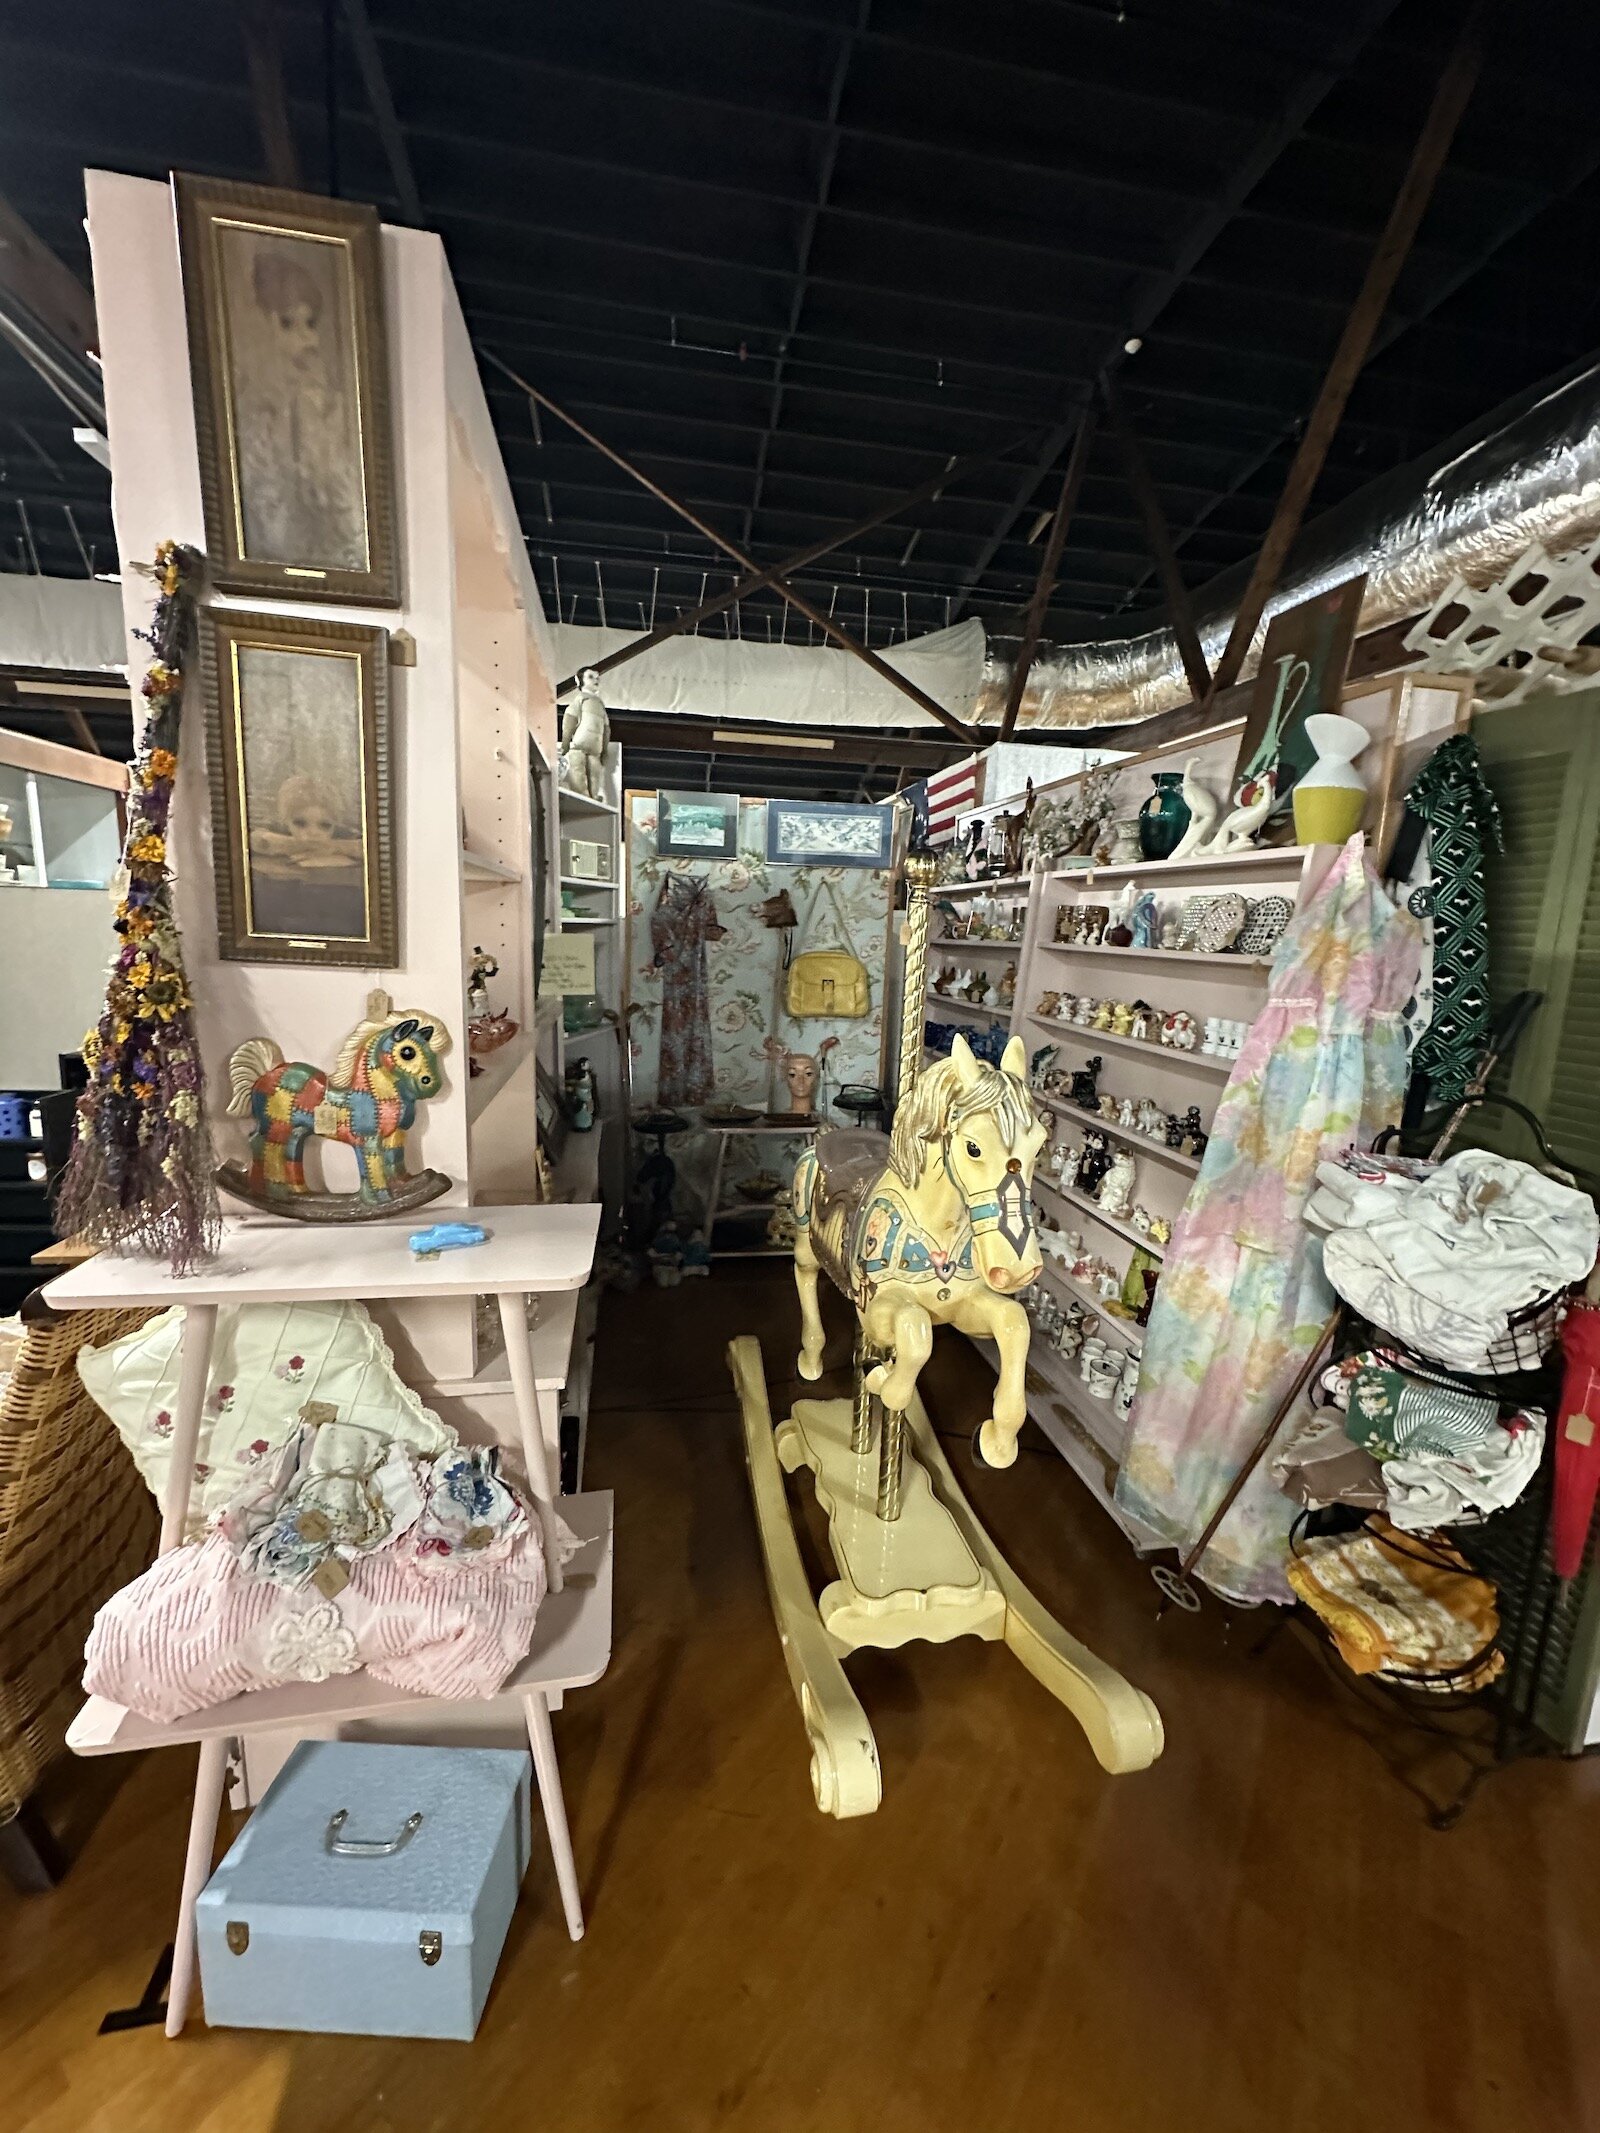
top-left (56, 541), bottom-right (220, 1272)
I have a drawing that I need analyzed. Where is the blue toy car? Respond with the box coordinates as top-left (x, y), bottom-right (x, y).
top-left (408, 1221), bottom-right (489, 1260)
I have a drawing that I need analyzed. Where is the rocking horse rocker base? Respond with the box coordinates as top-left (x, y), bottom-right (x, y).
top-left (728, 1334), bottom-right (1164, 1818)
top-left (216, 1160), bottom-right (452, 1221)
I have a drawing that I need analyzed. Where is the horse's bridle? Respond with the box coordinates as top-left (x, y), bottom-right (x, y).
top-left (944, 1141), bottom-right (1033, 1258)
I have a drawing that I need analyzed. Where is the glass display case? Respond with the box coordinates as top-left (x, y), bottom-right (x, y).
top-left (0, 761), bottom-right (120, 890)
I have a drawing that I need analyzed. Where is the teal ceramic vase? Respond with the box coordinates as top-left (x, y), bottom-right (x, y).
top-left (1138, 771), bottom-right (1190, 859)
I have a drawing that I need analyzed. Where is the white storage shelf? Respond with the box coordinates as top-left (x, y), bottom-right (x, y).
top-left (1034, 1171), bottom-right (1166, 1259)
top-left (1034, 1089), bottom-right (1201, 1175)
top-left (1027, 1014), bottom-right (1232, 1077)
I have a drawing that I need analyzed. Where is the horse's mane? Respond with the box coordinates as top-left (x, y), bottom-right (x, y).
top-left (889, 1053), bottom-right (1038, 1188)
top-left (333, 1009), bottom-right (450, 1088)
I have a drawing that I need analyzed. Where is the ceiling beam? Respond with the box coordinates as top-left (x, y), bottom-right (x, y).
top-left (0, 192), bottom-right (103, 431)
top-left (231, 1), bottom-right (302, 187)
top-left (488, 355), bottom-right (979, 743)
top-left (1206, 0), bottom-right (1492, 703)
top-left (1103, 375), bottom-right (1212, 701)
top-left (948, 0), bottom-right (1403, 616)
top-left (997, 414), bottom-right (1096, 742)
top-left (340, 0), bottom-right (425, 224)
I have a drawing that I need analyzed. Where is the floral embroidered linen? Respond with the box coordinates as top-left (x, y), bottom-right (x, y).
top-left (1114, 839), bottom-right (1421, 1604)
top-left (84, 1431), bottom-right (564, 1720)
top-left (76, 1301), bottom-right (453, 1537)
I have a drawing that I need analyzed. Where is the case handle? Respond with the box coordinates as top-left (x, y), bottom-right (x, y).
top-left (324, 1808), bottom-right (424, 1858)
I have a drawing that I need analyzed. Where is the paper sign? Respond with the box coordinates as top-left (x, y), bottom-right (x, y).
top-left (539, 934), bottom-right (597, 997)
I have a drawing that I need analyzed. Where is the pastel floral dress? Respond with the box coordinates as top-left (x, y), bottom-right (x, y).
top-left (651, 873), bottom-right (725, 1106)
top-left (1114, 838), bottom-right (1422, 1603)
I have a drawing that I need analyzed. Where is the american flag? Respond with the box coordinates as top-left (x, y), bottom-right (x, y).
top-left (922, 754), bottom-right (984, 843)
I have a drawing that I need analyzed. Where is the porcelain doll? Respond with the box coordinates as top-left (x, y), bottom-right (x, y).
top-left (1096, 1149), bottom-right (1137, 1217)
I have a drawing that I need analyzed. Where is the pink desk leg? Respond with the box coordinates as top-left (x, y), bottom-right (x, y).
top-left (524, 1690), bottom-right (584, 1941)
top-left (497, 1290), bottom-right (564, 1595)
top-left (159, 1303), bottom-right (218, 1554)
top-left (166, 1736), bottom-right (230, 2037)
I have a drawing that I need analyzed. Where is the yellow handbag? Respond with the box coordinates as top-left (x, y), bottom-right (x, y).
top-left (786, 879), bottom-right (870, 1019)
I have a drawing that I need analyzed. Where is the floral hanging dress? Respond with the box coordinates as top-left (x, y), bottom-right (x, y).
top-left (1114, 838), bottom-right (1422, 1603)
top-left (651, 873), bottom-right (725, 1107)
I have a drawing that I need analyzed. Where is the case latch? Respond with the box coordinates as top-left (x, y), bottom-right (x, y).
top-left (418, 1929), bottom-right (442, 1967)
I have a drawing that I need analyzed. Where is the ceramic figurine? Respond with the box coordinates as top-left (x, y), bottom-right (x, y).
top-left (221, 990), bottom-right (453, 1219)
top-left (1071, 995), bottom-right (1094, 1027)
top-left (1200, 1016), bottom-right (1222, 1056)
top-left (1098, 1094), bottom-right (1118, 1120)
top-left (1164, 1112), bottom-right (1186, 1149)
top-left (1168, 757), bottom-right (1222, 860)
top-left (998, 962), bottom-right (1018, 1007)
top-left (1109, 1000), bottom-right (1135, 1037)
top-left (1048, 1140), bottom-right (1071, 1181)
top-left (1113, 1349), bottom-right (1142, 1423)
top-left (1095, 1266), bottom-right (1122, 1301)
top-left (1129, 1002), bottom-right (1155, 1043)
top-left (1035, 992), bottom-right (1060, 1021)
top-left (1117, 1096), bottom-right (1137, 1130)
top-left (683, 1227), bottom-right (712, 1275)
top-left (1054, 993), bottom-right (1078, 1024)
top-left (1130, 891), bottom-right (1159, 948)
top-left (1031, 1043), bottom-right (1060, 1088)
top-left (1069, 1055), bottom-right (1103, 1109)
top-left (1180, 1105), bottom-right (1208, 1159)
top-left (1208, 769), bottom-right (1276, 853)
top-left (467, 944), bottom-right (497, 1018)
top-left (1108, 820), bottom-right (1144, 866)
top-left (1136, 1098), bottom-right (1165, 1139)
top-left (1080, 904), bottom-right (1110, 946)
top-left (1105, 883), bottom-right (1137, 948)
top-left (1130, 1204), bottom-right (1153, 1235)
top-left (560, 669), bottom-right (611, 801)
top-left (1075, 1127), bottom-right (1113, 1197)
top-left (1159, 1009), bottom-right (1199, 1053)
top-left (1090, 999), bottom-right (1114, 1032)
top-left (1149, 1214), bottom-right (1173, 1247)
top-left (1096, 1150), bottom-right (1137, 1217)
top-left (1055, 906), bottom-right (1083, 945)
top-left (934, 964), bottom-right (956, 996)
top-left (981, 979), bottom-right (1001, 1010)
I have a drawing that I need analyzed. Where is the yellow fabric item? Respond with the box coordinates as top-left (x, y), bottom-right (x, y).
top-left (1286, 1517), bottom-right (1503, 1691)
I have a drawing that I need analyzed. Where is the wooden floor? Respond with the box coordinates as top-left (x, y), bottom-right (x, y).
top-left (4, 1264), bottom-right (1600, 2132)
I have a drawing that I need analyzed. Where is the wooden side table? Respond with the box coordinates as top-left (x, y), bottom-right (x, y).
top-left (47, 1204), bottom-right (606, 2036)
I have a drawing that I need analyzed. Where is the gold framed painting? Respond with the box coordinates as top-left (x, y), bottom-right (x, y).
top-left (202, 610), bottom-right (397, 966)
top-left (174, 173), bottom-right (400, 605)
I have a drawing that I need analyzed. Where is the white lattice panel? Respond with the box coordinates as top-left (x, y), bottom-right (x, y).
top-left (1403, 536), bottom-right (1600, 704)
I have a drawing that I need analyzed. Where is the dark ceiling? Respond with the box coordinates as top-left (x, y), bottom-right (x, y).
top-left (3, 0), bottom-right (1600, 661)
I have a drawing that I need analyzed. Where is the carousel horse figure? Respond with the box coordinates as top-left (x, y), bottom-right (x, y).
top-left (793, 1031), bottom-right (1048, 1473)
top-left (221, 989), bottom-right (454, 1218)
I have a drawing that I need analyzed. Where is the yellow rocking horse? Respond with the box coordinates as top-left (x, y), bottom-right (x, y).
top-left (727, 852), bottom-right (1163, 1817)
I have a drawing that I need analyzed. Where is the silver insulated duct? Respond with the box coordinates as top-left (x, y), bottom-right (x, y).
top-left (980, 357), bottom-right (1600, 730)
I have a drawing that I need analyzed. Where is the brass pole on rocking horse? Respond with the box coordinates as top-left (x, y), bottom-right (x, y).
top-left (876, 848), bottom-right (940, 1519)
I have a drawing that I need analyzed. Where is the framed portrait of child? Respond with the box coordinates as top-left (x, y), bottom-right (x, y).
top-left (174, 173), bottom-right (400, 606)
top-left (201, 610), bottom-right (397, 966)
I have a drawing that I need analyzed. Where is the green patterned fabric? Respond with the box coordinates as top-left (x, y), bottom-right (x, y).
top-left (1405, 735), bottom-right (1504, 1106)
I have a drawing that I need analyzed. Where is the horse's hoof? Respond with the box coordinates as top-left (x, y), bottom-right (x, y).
top-left (975, 1419), bottom-right (1018, 1470)
top-left (863, 1362), bottom-right (889, 1397)
top-left (797, 1351), bottom-right (823, 1383)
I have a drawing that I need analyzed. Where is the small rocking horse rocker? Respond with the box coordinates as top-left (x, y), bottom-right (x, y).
top-left (728, 852), bottom-right (1163, 1817)
top-left (218, 988), bottom-right (454, 1220)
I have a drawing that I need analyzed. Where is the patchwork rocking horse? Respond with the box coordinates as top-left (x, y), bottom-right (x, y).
top-left (794, 1032), bottom-right (1047, 1471)
top-left (727, 851), bottom-right (1163, 1817)
top-left (218, 988), bottom-right (454, 1220)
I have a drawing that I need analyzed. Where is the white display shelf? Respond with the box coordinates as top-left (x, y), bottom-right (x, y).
top-left (463, 845), bottom-right (523, 883)
top-left (1027, 1014), bottom-right (1232, 1077)
top-left (557, 788), bottom-right (620, 820)
top-left (1041, 940), bottom-right (1270, 969)
top-left (466, 1026), bottom-right (532, 1122)
top-left (938, 875), bottom-right (1033, 897)
top-left (421, 1287), bottom-right (581, 1398)
top-left (559, 913), bottom-right (619, 928)
top-left (560, 874), bottom-right (618, 892)
top-left (928, 990), bottom-right (1012, 1020)
top-left (1036, 1257), bottom-right (1143, 1352)
top-left (930, 936), bottom-right (1025, 952)
top-left (1027, 1331), bottom-right (1131, 1462)
top-left (1046, 845), bottom-right (1310, 885)
top-left (1027, 1382), bottom-right (1158, 1549)
top-left (1035, 1171), bottom-right (1166, 1259)
top-left (1035, 1090), bottom-right (1201, 1175)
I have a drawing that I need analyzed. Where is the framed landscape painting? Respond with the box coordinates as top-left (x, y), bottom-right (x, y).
top-left (174, 174), bottom-right (400, 606)
top-left (764, 800), bottom-right (894, 870)
top-left (657, 790), bottom-right (741, 859)
top-left (202, 610), bottom-right (397, 966)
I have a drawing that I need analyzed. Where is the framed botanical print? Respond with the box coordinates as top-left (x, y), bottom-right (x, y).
top-left (174, 174), bottom-right (400, 605)
top-left (656, 789), bottom-right (740, 858)
top-left (764, 799), bottom-right (894, 869)
top-left (202, 610), bottom-right (397, 966)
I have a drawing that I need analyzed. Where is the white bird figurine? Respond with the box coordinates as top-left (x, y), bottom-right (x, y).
top-left (1207, 768), bottom-right (1277, 853)
top-left (1168, 756), bottom-right (1222, 859)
